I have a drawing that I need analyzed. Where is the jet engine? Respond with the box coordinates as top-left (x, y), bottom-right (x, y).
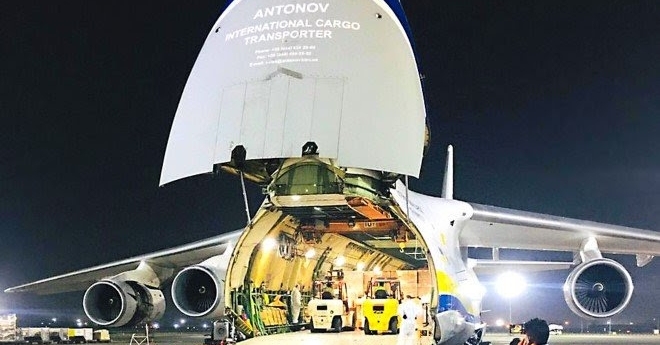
top-left (563, 258), bottom-right (633, 318)
top-left (171, 259), bottom-right (226, 318)
top-left (83, 279), bottom-right (165, 327)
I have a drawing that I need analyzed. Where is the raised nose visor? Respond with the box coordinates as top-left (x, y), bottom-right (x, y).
top-left (159, 0), bottom-right (426, 186)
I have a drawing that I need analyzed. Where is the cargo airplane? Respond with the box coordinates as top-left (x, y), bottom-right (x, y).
top-left (7, 1), bottom-right (660, 345)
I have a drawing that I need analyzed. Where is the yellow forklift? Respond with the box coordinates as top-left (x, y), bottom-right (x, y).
top-left (362, 277), bottom-right (402, 335)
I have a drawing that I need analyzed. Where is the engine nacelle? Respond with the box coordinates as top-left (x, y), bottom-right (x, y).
top-left (171, 263), bottom-right (226, 318)
top-left (563, 258), bottom-right (633, 319)
top-left (83, 279), bottom-right (165, 327)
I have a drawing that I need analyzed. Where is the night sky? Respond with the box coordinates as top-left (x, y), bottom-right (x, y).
top-left (2, 0), bottom-right (660, 329)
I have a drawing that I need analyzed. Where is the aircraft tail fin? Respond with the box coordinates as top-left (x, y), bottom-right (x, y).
top-left (441, 145), bottom-right (454, 199)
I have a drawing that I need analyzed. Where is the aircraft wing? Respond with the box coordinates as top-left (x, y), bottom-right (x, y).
top-left (460, 203), bottom-right (660, 264)
top-left (5, 230), bottom-right (242, 295)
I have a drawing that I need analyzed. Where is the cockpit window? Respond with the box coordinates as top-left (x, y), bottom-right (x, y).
top-left (272, 163), bottom-right (341, 195)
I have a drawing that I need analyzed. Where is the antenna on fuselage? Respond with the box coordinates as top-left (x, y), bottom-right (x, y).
top-left (441, 145), bottom-right (454, 200)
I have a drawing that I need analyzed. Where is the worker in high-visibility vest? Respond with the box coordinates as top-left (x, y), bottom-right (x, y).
top-left (374, 282), bottom-right (388, 299)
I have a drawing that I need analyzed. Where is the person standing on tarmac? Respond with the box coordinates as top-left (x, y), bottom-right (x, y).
top-left (397, 295), bottom-right (423, 345)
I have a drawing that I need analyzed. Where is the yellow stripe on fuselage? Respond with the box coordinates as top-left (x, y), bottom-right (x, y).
top-left (436, 270), bottom-right (456, 293)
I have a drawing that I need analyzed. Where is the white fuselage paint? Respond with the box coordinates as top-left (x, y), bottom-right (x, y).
top-left (391, 182), bottom-right (484, 345)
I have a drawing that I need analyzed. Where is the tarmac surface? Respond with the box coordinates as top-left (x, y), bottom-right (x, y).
top-left (112, 330), bottom-right (660, 345)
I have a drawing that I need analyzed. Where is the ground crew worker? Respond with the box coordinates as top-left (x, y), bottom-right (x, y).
top-left (322, 282), bottom-right (334, 299)
top-left (397, 295), bottom-right (423, 345)
top-left (259, 282), bottom-right (270, 305)
top-left (374, 282), bottom-right (388, 299)
top-left (291, 284), bottom-right (302, 323)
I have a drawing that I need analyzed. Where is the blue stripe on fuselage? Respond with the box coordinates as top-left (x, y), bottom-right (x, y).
top-left (438, 294), bottom-right (479, 323)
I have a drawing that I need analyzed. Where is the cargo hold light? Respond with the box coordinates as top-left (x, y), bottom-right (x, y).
top-left (356, 262), bottom-right (365, 271)
top-left (261, 238), bottom-right (277, 251)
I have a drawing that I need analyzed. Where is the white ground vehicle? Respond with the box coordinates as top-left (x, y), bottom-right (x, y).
top-left (548, 324), bottom-right (563, 335)
top-left (307, 270), bottom-right (356, 332)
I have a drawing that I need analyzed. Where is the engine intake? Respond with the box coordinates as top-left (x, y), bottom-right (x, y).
top-left (83, 280), bottom-right (165, 327)
top-left (563, 258), bottom-right (633, 318)
top-left (171, 265), bottom-right (225, 318)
